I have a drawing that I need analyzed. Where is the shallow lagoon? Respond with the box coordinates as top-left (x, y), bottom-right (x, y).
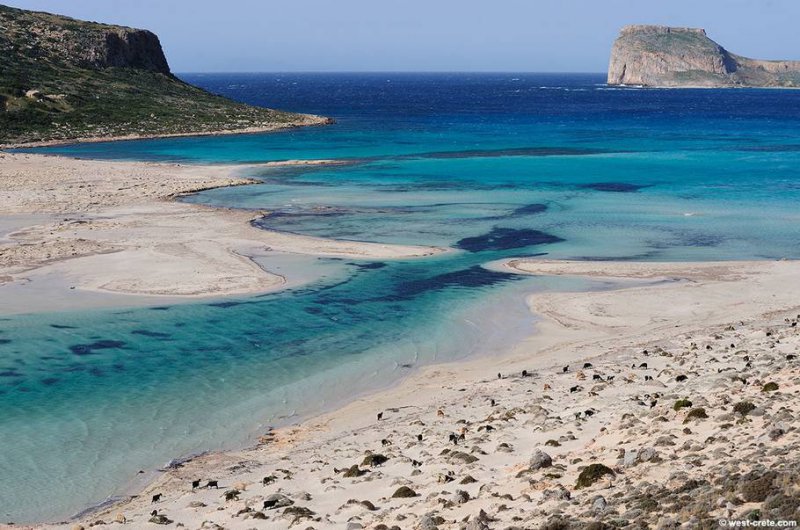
top-left (4, 73), bottom-right (800, 522)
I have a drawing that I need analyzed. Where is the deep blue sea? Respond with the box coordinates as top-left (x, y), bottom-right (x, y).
top-left (4, 73), bottom-right (800, 523)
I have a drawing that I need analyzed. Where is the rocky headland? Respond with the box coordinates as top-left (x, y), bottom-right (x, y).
top-left (608, 25), bottom-right (800, 88)
top-left (0, 5), bottom-right (328, 145)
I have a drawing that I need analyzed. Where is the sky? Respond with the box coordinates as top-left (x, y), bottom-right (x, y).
top-left (5, 0), bottom-right (799, 73)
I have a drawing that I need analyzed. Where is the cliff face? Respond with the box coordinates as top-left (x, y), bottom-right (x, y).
top-left (0, 4), bottom-right (324, 145)
top-left (608, 25), bottom-right (800, 87)
top-left (0, 4), bottom-right (171, 74)
top-left (75, 28), bottom-right (171, 73)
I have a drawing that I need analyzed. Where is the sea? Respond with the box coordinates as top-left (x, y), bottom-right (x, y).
top-left (3, 73), bottom-right (800, 523)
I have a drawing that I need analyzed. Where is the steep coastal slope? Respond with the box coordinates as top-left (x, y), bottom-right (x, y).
top-left (608, 25), bottom-right (800, 88)
top-left (0, 4), bottom-right (326, 145)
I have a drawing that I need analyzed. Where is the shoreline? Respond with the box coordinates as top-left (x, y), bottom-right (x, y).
top-left (0, 153), bottom-right (446, 310)
top-left (36, 258), bottom-right (800, 528)
top-left (0, 114), bottom-right (333, 150)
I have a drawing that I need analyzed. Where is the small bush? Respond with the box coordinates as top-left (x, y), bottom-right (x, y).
top-left (673, 398), bottom-right (693, 411)
top-left (733, 401), bottom-right (756, 416)
top-left (762, 382), bottom-right (779, 392)
top-left (683, 408), bottom-right (708, 423)
top-left (361, 453), bottom-right (389, 467)
top-left (740, 471), bottom-right (777, 502)
top-left (575, 463), bottom-right (615, 489)
top-left (391, 486), bottom-right (417, 498)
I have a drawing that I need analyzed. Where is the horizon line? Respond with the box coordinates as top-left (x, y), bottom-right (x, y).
top-left (176, 71), bottom-right (609, 76)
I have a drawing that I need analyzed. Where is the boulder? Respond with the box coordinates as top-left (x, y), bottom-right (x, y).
top-left (529, 449), bottom-right (553, 470)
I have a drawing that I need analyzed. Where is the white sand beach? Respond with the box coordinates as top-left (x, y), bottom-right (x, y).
top-left (0, 153), bottom-right (446, 309)
top-left (33, 258), bottom-right (800, 529)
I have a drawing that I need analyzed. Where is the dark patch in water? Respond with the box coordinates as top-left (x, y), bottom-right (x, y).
top-left (580, 182), bottom-right (646, 193)
top-left (41, 377), bottom-right (59, 386)
top-left (0, 370), bottom-right (22, 377)
top-left (150, 306), bottom-right (171, 311)
top-left (50, 324), bottom-right (78, 330)
top-left (351, 262), bottom-right (388, 270)
top-left (268, 209), bottom-right (347, 219)
top-left (571, 251), bottom-right (663, 262)
top-left (681, 234), bottom-right (723, 248)
top-left (131, 329), bottom-right (172, 339)
top-left (375, 264), bottom-right (531, 302)
top-left (89, 368), bottom-right (105, 377)
top-left (648, 232), bottom-right (723, 250)
top-left (409, 146), bottom-right (610, 160)
top-left (735, 144), bottom-right (800, 152)
top-left (481, 203), bottom-right (549, 221)
top-left (512, 203), bottom-right (548, 216)
top-left (0, 339), bottom-right (11, 345)
top-left (207, 301), bottom-right (246, 309)
top-left (69, 340), bottom-right (126, 356)
top-left (456, 228), bottom-right (564, 253)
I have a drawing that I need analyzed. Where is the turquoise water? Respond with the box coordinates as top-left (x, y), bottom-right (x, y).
top-left (4, 73), bottom-right (800, 523)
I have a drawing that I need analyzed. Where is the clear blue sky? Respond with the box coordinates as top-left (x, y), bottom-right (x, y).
top-left (5, 0), bottom-right (798, 72)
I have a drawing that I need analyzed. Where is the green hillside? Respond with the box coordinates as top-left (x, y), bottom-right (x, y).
top-left (0, 4), bottom-right (324, 145)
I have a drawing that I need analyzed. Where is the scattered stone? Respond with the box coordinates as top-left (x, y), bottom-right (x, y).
top-left (283, 505), bottom-right (315, 520)
top-left (263, 493), bottom-right (294, 509)
top-left (529, 449), bottom-right (553, 470)
top-left (452, 489), bottom-right (470, 504)
top-left (448, 451), bottom-right (479, 464)
top-left (768, 428), bottom-right (786, 441)
top-left (465, 518), bottom-right (489, 530)
top-left (148, 514), bottom-right (173, 525)
top-left (418, 515), bottom-right (439, 530)
top-left (343, 464), bottom-right (367, 477)
top-left (592, 495), bottom-right (608, 512)
top-left (542, 485), bottom-right (571, 501)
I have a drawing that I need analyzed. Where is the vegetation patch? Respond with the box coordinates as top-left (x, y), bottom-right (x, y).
top-left (733, 401), bottom-right (756, 417)
top-left (683, 408), bottom-right (708, 423)
top-left (0, 4), bottom-right (321, 144)
top-left (673, 398), bottom-right (693, 411)
top-left (576, 463), bottom-right (615, 489)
